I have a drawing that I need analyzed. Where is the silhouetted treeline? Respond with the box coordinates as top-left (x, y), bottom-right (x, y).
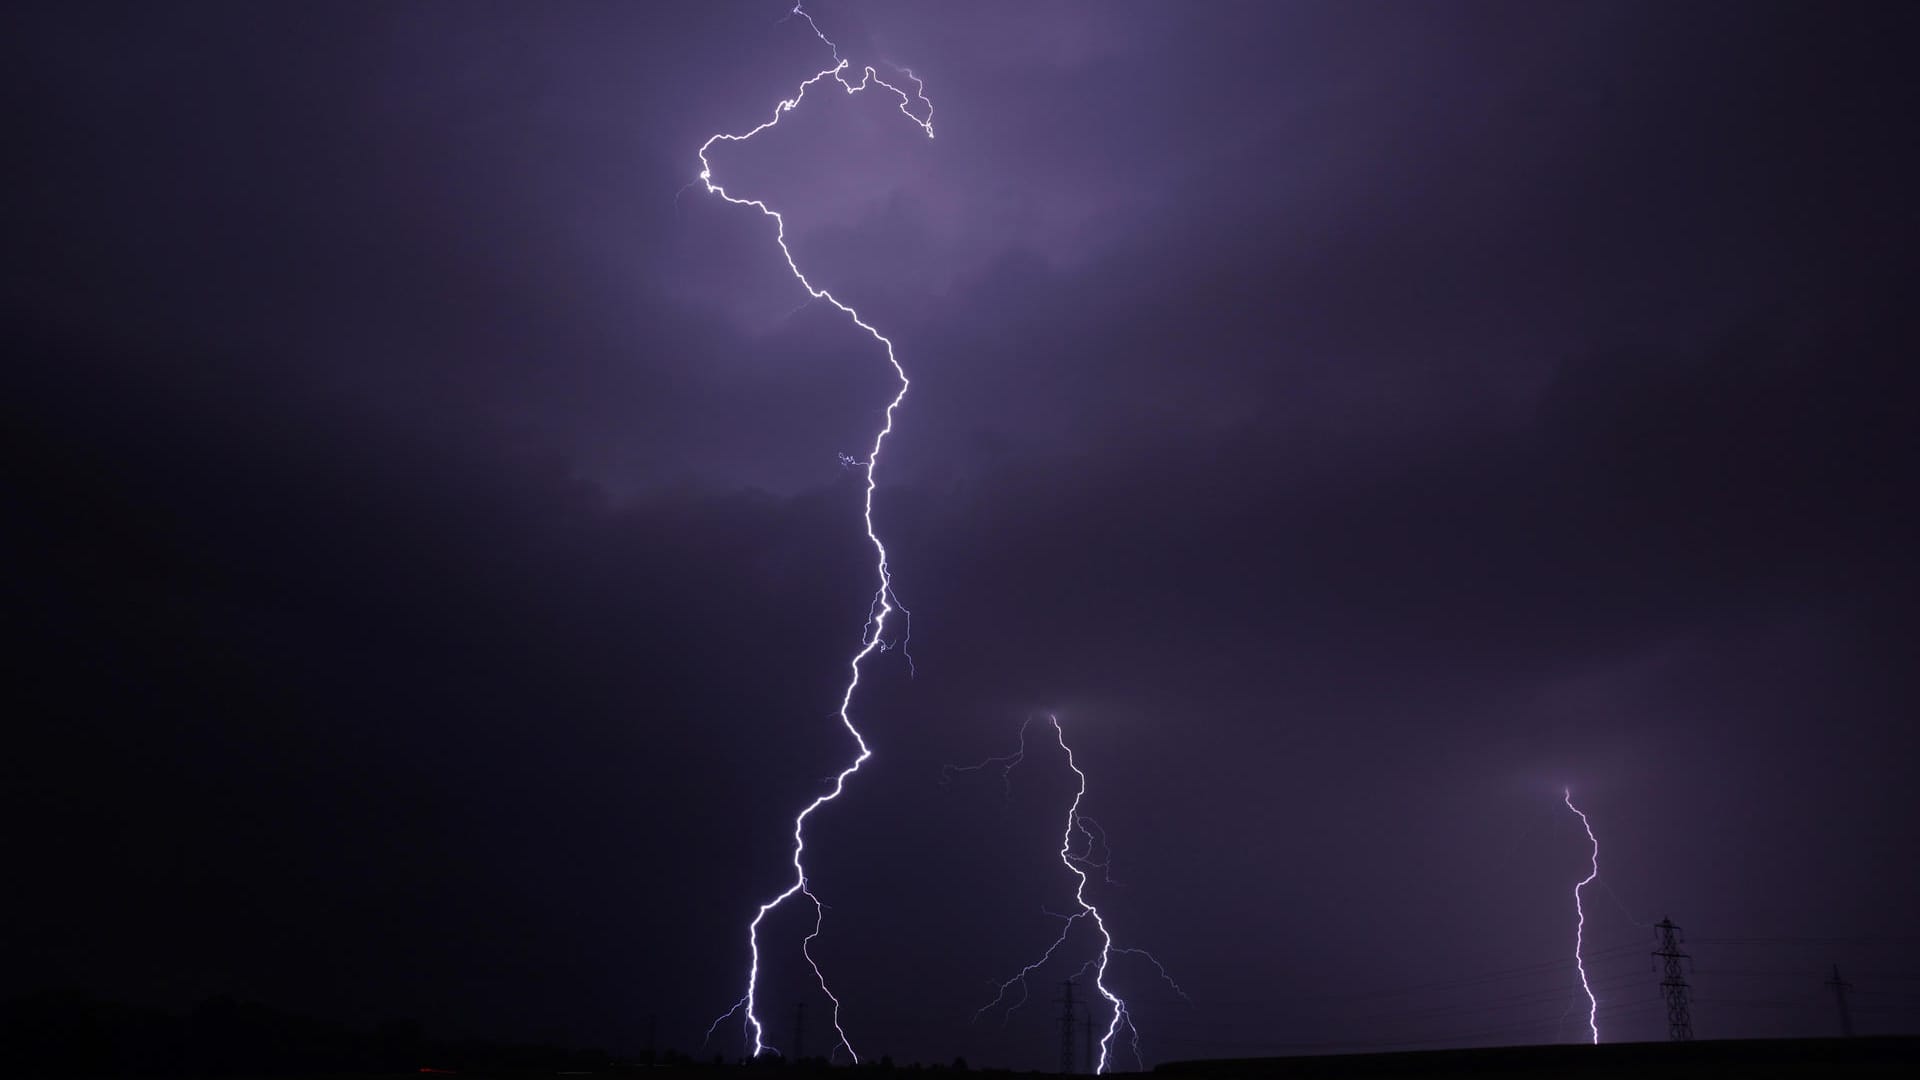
top-left (0, 989), bottom-right (626, 1076)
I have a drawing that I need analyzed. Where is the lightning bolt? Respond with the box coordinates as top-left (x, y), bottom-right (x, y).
top-left (942, 714), bottom-right (1037, 799)
top-left (967, 716), bottom-right (1188, 1073)
top-left (694, 2), bottom-right (933, 1062)
top-left (1563, 788), bottom-right (1601, 1045)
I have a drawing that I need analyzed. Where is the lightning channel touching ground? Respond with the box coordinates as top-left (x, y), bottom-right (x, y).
top-left (1563, 788), bottom-right (1601, 1044)
top-left (966, 716), bottom-right (1188, 1073)
top-left (695, 2), bottom-right (934, 1062)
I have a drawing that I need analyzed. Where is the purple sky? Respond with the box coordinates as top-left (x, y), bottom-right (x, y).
top-left (4, 0), bottom-right (1918, 1068)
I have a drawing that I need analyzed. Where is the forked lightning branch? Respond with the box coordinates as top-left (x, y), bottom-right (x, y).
top-left (694, 2), bottom-right (932, 1064)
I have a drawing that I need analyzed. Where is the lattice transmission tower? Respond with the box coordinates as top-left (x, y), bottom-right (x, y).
top-left (1652, 917), bottom-right (1693, 1041)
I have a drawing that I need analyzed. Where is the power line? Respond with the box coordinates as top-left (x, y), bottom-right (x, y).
top-left (1693, 936), bottom-right (1920, 946)
top-left (1353, 974), bottom-right (1651, 1025)
top-left (1163, 995), bottom-right (1670, 1055)
top-left (1198, 949), bottom-right (1651, 1006)
top-left (1152, 1002), bottom-right (1671, 1056)
top-left (1197, 943), bottom-right (1647, 1008)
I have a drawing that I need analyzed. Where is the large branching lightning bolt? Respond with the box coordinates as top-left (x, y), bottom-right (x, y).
top-left (963, 716), bottom-right (1188, 1073)
top-left (694, 2), bottom-right (933, 1062)
top-left (1563, 788), bottom-right (1601, 1044)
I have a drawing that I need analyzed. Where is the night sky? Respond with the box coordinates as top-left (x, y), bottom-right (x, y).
top-left (5, 0), bottom-right (1918, 1070)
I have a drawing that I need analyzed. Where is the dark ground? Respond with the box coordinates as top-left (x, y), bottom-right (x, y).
top-left (1156, 1036), bottom-right (1920, 1078)
top-left (7, 983), bottom-right (1915, 1080)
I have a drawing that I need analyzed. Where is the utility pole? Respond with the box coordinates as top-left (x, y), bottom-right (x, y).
top-left (792, 1002), bottom-right (806, 1062)
top-left (646, 1012), bottom-right (657, 1063)
top-left (1826, 964), bottom-right (1855, 1037)
top-left (1652, 917), bottom-right (1693, 1041)
top-left (1056, 980), bottom-right (1077, 1074)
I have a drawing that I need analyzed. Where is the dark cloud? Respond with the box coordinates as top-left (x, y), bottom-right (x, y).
top-left (3, 0), bottom-right (1917, 1069)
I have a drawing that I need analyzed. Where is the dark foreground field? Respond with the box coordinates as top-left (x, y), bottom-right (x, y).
top-left (86, 1039), bottom-right (1920, 1079)
top-left (1156, 1036), bottom-right (1920, 1079)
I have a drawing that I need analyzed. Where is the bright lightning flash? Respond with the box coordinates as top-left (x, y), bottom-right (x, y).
top-left (695, 2), bottom-right (933, 1063)
top-left (967, 716), bottom-right (1188, 1073)
top-left (1563, 788), bottom-right (1601, 1044)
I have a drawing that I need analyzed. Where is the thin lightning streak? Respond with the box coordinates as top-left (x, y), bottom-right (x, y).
top-left (893, 66), bottom-right (933, 133)
top-left (1564, 788), bottom-right (1601, 1045)
top-left (1111, 947), bottom-right (1191, 1003)
top-left (695, 2), bottom-right (933, 1062)
top-left (973, 910), bottom-right (1087, 1027)
top-left (1599, 877), bottom-right (1651, 929)
top-left (1071, 815), bottom-right (1123, 886)
top-left (942, 714), bottom-right (1036, 797)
